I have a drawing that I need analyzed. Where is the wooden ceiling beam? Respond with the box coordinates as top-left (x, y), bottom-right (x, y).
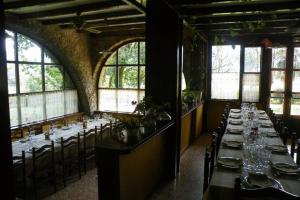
top-left (195, 20), bottom-right (299, 30)
top-left (84, 23), bottom-right (145, 32)
top-left (120, 0), bottom-right (146, 13)
top-left (191, 12), bottom-right (300, 24)
top-left (4, 0), bottom-right (74, 9)
top-left (201, 27), bottom-right (289, 33)
top-left (177, 1), bottom-right (300, 16)
top-left (17, 1), bottom-right (126, 19)
top-left (59, 16), bottom-right (145, 28)
top-left (40, 9), bottom-right (141, 25)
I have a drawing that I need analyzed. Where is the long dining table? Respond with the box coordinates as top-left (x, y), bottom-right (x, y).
top-left (12, 118), bottom-right (110, 175)
top-left (205, 109), bottom-right (300, 200)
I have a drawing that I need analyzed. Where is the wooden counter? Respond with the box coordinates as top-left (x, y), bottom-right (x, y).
top-left (95, 122), bottom-right (175, 200)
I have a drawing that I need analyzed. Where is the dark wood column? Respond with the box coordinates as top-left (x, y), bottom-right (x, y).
top-left (145, 0), bottom-right (182, 177)
top-left (0, 1), bottom-right (15, 199)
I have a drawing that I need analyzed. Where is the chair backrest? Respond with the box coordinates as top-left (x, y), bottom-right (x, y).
top-left (281, 126), bottom-right (289, 145)
top-left (203, 147), bottom-right (210, 194)
top-left (210, 134), bottom-right (217, 180)
top-left (83, 128), bottom-right (96, 152)
top-left (234, 177), bottom-right (300, 200)
top-left (32, 141), bottom-right (55, 172)
top-left (297, 139), bottom-right (300, 165)
top-left (13, 151), bottom-right (26, 199)
top-left (290, 132), bottom-right (297, 158)
top-left (60, 133), bottom-right (80, 161)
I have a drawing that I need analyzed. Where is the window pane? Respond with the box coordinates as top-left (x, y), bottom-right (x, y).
top-left (292, 71), bottom-right (300, 93)
top-left (9, 96), bottom-right (18, 127)
top-left (7, 63), bottom-right (16, 94)
top-left (117, 90), bottom-right (139, 112)
top-left (5, 30), bottom-right (15, 61)
top-left (294, 47), bottom-right (300, 69)
top-left (19, 64), bottom-right (42, 93)
top-left (270, 97), bottom-right (284, 115)
top-left (46, 91), bottom-right (64, 118)
top-left (244, 47), bottom-right (261, 72)
top-left (17, 34), bottom-right (41, 62)
top-left (44, 49), bottom-right (58, 63)
top-left (242, 74), bottom-right (260, 102)
top-left (272, 47), bottom-right (286, 69)
top-left (99, 67), bottom-right (116, 88)
top-left (45, 65), bottom-right (63, 91)
top-left (291, 94), bottom-right (300, 115)
top-left (140, 66), bottom-right (145, 89)
top-left (118, 42), bottom-right (138, 64)
top-left (65, 90), bottom-right (78, 114)
top-left (98, 89), bottom-right (117, 111)
top-left (118, 66), bottom-right (138, 89)
top-left (20, 93), bottom-right (44, 123)
top-left (211, 45), bottom-right (240, 99)
top-left (140, 42), bottom-right (145, 64)
top-left (271, 71), bottom-right (285, 92)
top-left (105, 52), bottom-right (116, 65)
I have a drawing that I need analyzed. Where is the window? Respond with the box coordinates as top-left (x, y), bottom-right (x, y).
top-left (242, 47), bottom-right (261, 102)
top-left (5, 30), bottom-right (78, 127)
top-left (211, 45), bottom-right (262, 102)
top-left (211, 45), bottom-right (241, 100)
top-left (269, 47), bottom-right (287, 114)
top-left (98, 41), bottom-right (145, 112)
top-left (291, 47), bottom-right (300, 115)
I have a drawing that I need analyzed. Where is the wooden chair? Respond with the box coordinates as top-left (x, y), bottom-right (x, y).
top-left (203, 147), bottom-right (210, 194)
top-left (32, 141), bottom-right (56, 200)
top-left (296, 139), bottom-right (300, 166)
top-left (13, 151), bottom-right (26, 200)
top-left (83, 128), bottom-right (97, 174)
top-left (290, 132), bottom-right (297, 158)
top-left (234, 177), bottom-right (300, 200)
top-left (60, 133), bottom-right (81, 187)
top-left (281, 126), bottom-right (289, 145)
top-left (210, 134), bottom-right (217, 180)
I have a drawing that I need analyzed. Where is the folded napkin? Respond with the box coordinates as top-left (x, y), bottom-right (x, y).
top-left (271, 162), bottom-right (300, 174)
top-left (231, 109), bottom-right (241, 113)
top-left (229, 114), bottom-right (241, 119)
top-left (259, 116), bottom-right (269, 120)
top-left (246, 172), bottom-right (273, 188)
top-left (223, 140), bottom-right (243, 149)
top-left (217, 157), bottom-right (243, 169)
top-left (266, 131), bottom-right (279, 137)
top-left (229, 120), bottom-right (243, 125)
top-left (257, 110), bottom-right (266, 114)
top-left (266, 145), bottom-right (287, 153)
top-left (61, 126), bottom-right (71, 130)
top-left (227, 127), bottom-right (243, 134)
top-left (260, 123), bottom-right (273, 128)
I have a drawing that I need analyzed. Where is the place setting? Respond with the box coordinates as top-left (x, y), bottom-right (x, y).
top-left (227, 127), bottom-right (244, 134)
top-left (217, 156), bottom-right (243, 169)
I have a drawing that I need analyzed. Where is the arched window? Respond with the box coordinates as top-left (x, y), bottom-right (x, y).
top-left (98, 41), bottom-right (145, 112)
top-left (5, 30), bottom-right (78, 127)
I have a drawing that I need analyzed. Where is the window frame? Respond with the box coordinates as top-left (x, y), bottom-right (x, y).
top-left (5, 30), bottom-right (78, 127)
top-left (209, 45), bottom-right (262, 102)
top-left (98, 41), bottom-right (145, 112)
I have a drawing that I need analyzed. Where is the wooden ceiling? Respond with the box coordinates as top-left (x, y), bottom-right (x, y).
top-left (3, 0), bottom-right (146, 34)
top-left (168, 0), bottom-right (300, 37)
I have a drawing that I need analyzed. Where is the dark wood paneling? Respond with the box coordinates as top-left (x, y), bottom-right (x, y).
top-left (0, 0), bottom-right (14, 198)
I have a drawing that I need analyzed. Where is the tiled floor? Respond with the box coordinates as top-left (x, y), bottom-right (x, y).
top-left (44, 134), bottom-right (210, 200)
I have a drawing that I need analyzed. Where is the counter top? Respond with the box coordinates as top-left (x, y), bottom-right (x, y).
top-left (96, 121), bottom-right (174, 154)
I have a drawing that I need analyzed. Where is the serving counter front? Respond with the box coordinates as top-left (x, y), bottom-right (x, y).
top-left (95, 122), bottom-right (175, 200)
